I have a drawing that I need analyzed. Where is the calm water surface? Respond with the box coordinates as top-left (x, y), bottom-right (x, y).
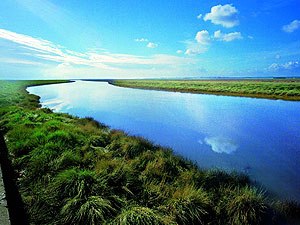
top-left (28, 81), bottom-right (300, 202)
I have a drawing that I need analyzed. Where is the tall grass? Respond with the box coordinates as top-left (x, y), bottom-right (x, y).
top-left (60, 196), bottom-right (115, 225)
top-left (112, 79), bottom-right (300, 101)
top-left (165, 185), bottom-right (213, 225)
top-left (114, 206), bottom-right (165, 225)
top-left (0, 80), bottom-right (299, 224)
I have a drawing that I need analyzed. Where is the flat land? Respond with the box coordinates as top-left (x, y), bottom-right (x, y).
top-left (0, 80), bottom-right (299, 224)
top-left (111, 79), bottom-right (300, 101)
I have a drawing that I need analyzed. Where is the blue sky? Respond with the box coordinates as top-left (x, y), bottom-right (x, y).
top-left (0, 0), bottom-right (300, 79)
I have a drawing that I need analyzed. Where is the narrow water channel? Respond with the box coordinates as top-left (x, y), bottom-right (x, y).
top-left (28, 81), bottom-right (300, 202)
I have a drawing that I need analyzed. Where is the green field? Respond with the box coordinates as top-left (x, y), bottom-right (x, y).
top-left (111, 79), bottom-right (300, 101)
top-left (0, 80), bottom-right (299, 225)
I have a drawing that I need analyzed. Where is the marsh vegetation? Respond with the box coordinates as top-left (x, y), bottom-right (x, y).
top-left (111, 79), bottom-right (300, 101)
top-left (0, 80), bottom-right (299, 224)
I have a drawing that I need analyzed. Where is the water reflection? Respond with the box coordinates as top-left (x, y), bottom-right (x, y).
top-left (28, 81), bottom-right (300, 202)
top-left (204, 136), bottom-right (238, 154)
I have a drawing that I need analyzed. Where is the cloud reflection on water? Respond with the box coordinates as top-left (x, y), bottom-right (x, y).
top-left (204, 136), bottom-right (238, 154)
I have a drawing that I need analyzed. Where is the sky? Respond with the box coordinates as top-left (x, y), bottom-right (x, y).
top-left (0, 0), bottom-right (300, 79)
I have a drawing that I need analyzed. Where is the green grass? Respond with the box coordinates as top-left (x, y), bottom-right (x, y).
top-left (0, 80), bottom-right (299, 224)
top-left (111, 79), bottom-right (300, 101)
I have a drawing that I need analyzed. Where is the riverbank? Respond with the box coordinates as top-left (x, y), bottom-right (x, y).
top-left (110, 79), bottom-right (300, 101)
top-left (0, 80), bottom-right (299, 224)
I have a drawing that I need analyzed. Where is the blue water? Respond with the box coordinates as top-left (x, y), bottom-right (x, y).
top-left (28, 81), bottom-right (300, 202)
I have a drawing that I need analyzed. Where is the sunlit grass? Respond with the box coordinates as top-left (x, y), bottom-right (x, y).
top-left (0, 80), bottom-right (299, 224)
top-left (112, 79), bottom-right (300, 100)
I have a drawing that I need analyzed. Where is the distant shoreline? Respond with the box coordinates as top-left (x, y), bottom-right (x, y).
top-left (108, 79), bottom-right (300, 101)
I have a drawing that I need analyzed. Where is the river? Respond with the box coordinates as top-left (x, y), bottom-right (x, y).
top-left (28, 80), bottom-right (300, 202)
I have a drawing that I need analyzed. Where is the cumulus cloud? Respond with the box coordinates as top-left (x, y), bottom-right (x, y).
top-left (282, 20), bottom-right (300, 33)
top-left (204, 4), bottom-right (239, 28)
top-left (197, 14), bottom-right (202, 19)
top-left (147, 42), bottom-right (158, 48)
top-left (176, 50), bottom-right (183, 54)
top-left (214, 30), bottom-right (243, 42)
top-left (185, 30), bottom-right (211, 55)
top-left (204, 137), bottom-right (238, 154)
top-left (195, 30), bottom-right (211, 45)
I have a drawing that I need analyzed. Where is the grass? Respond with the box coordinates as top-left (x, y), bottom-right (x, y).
top-left (110, 79), bottom-right (300, 101)
top-left (0, 80), bottom-right (299, 224)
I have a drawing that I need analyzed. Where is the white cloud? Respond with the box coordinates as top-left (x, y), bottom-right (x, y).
top-left (185, 42), bottom-right (208, 55)
top-left (135, 38), bottom-right (158, 49)
top-left (197, 14), bottom-right (202, 19)
top-left (204, 136), bottom-right (238, 154)
top-left (268, 63), bottom-right (280, 71)
top-left (0, 28), bottom-right (64, 56)
top-left (185, 49), bottom-right (198, 55)
top-left (147, 42), bottom-right (158, 48)
top-left (282, 20), bottom-right (300, 33)
top-left (134, 38), bottom-right (149, 42)
top-left (0, 57), bottom-right (45, 66)
top-left (282, 61), bottom-right (299, 69)
top-left (268, 61), bottom-right (300, 71)
top-left (195, 30), bottom-right (211, 45)
top-left (214, 30), bottom-right (243, 42)
top-left (0, 28), bottom-right (198, 78)
top-left (185, 30), bottom-right (211, 55)
top-left (185, 29), bottom-right (243, 55)
top-left (176, 50), bottom-right (183, 54)
top-left (204, 4), bottom-right (239, 28)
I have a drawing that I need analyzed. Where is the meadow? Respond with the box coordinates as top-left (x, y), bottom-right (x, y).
top-left (0, 80), bottom-right (299, 225)
top-left (111, 79), bottom-right (300, 101)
